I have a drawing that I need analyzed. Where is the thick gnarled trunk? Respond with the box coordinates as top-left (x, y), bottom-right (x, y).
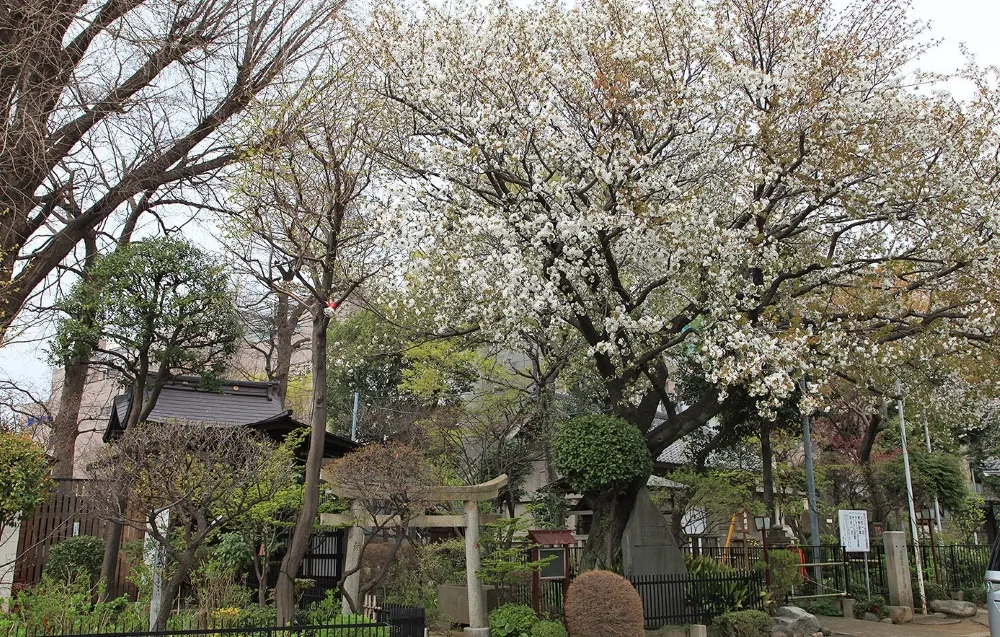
top-left (580, 484), bottom-right (642, 571)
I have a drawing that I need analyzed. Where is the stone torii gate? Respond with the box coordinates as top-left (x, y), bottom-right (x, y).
top-left (319, 471), bottom-right (509, 636)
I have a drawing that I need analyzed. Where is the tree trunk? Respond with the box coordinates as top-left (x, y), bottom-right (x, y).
top-left (275, 309), bottom-right (329, 624)
top-left (154, 555), bottom-right (193, 631)
top-left (760, 419), bottom-right (774, 520)
top-left (50, 361), bottom-right (89, 479)
top-left (271, 292), bottom-right (300, 403)
top-left (580, 484), bottom-right (641, 571)
top-left (98, 502), bottom-right (124, 600)
top-left (253, 550), bottom-right (268, 606)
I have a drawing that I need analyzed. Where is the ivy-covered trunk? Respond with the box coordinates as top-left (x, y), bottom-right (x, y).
top-left (579, 482), bottom-right (643, 571)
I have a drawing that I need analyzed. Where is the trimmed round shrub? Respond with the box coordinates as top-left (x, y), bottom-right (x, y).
top-left (552, 415), bottom-right (652, 495)
top-left (713, 610), bottom-right (772, 637)
top-left (45, 536), bottom-right (105, 583)
top-left (564, 570), bottom-right (644, 637)
top-left (531, 620), bottom-right (567, 637)
top-left (489, 604), bottom-right (538, 637)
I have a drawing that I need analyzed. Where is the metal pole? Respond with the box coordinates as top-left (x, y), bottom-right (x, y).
top-left (350, 391), bottom-right (359, 441)
top-left (864, 551), bottom-right (871, 598)
top-left (762, 526), bottom-right (772, 589)
top-left (923, 413), bottom-right (943, 532)
top-left (898, 379), bottom-right (928, 615)
top-left (800, 377), bottom-right (823, 591)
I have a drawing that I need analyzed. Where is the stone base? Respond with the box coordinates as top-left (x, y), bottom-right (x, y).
top-left (886, 605), bottom-right (913, 624)
top-left (688, 625), bottom-right (708, 637)
top-left (463, 629), bottom-right (490, 637)
top-left (841, 598), bottom-right (855, 619)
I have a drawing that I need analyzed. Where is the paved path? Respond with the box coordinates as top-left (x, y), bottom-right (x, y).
top-left (822, 615), bottom-right (989, 637)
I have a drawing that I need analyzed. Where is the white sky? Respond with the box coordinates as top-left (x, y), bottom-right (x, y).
top-left (3, 0), bottom-right (1000, 398)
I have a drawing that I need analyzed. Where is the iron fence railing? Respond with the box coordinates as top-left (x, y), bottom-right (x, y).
top-left (7, 624), bottom-right (392, 637)
top-left (630, 572), bottom-right (765, 628)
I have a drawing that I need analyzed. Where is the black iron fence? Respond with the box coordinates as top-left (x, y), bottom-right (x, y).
top-left (7, 624), bottom-right (392, 637)
top-left (630, 572), bottom-right (766, 629)
top-left (364, 603), bottom-right (425, 637)
top-left (682, 541), bottom-right (992, 600)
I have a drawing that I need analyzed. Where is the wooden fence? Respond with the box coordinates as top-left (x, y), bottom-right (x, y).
top-left (13, 479), bottom-right (142, 598)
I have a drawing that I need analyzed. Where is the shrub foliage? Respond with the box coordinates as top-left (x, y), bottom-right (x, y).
top-left (713, 610), bottom-right (772, 637)
top-left (564, 570), bottom-right (644, 637)
top-left (552, 415), bottom-right (652, 494)
top-left (488, 604), bottom-right (538, 637)
top-left (531, 620), bottom-right (568, 637)
top-left (45, 536), bottom-right (105, 584)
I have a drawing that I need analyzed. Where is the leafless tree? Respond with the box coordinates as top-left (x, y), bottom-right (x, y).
top-left (326, 443), bottom-right (433, 613)
top-left (88, 420), bottom-right (295, 629)
top-left (0, 0), bottom-right (343, 341)
top-left (226, 53), bottom-right (396, 622)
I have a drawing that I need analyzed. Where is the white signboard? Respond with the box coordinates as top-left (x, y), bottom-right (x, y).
top-left (838, 509), bottom-right (870, 553)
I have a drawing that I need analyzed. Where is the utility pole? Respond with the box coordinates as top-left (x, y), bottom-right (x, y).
top-left (898, 379), bottom-right (927, 615)
top-left (800, 377), bottom-right (822, 590)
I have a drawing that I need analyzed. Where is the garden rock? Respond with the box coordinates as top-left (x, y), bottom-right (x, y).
top-left (929, 599), bottom-right (978, 618)
top-left (880, 618), bottom-right (893, 624)
top-left (887, 605), bottom-right (913, 624)
top-left (774, 607), bottom-right (821, 637)
top-left (863, 613), bottom-right (879, 622)
top-left (769, 626), bottom-right (793, 637)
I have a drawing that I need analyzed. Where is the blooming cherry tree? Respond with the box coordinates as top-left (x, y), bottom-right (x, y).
top-left (362, 0), bottom-right (1000, 559)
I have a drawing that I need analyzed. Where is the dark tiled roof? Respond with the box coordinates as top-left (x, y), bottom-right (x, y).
top-left (105, 376), bottom-right (282, 441)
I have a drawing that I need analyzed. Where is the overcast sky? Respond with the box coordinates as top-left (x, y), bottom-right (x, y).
top-left (3, 0), bottom-right (999, 398)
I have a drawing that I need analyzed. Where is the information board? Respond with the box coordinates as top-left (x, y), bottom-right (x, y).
top-left (838, 509), bottom-right (870, 553)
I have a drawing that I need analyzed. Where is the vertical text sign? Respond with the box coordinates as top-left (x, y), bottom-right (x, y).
top-left (838, 509), bottom-right (870, 553)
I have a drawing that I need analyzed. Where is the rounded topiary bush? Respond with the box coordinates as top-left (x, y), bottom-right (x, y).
top-left (564, 570), bottom-right (644, 637)
top-left (552, 415), bottom-right (652, 495)
top-left (45, 535), bottom-right (105, 583)
top-left (489, 603), bottom-right (538, 637)
top-left (531, 620), bottom-right (567, 637)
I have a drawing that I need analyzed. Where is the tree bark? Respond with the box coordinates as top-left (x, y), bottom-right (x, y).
top-left (98, 501), bottom-right (124, 600)
top-left (580, 483), bottom-right (642, 571)
top-left (275, 308), bottom-right (329, 624)
top-left (50, 361), bottom-right (88, 479)
top-left (153, 553), bottom-right (193, 630)
top-left (760, 419), bottom-right (774, 519)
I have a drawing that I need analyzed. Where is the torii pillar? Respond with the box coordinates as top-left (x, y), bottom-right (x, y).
top-left (321, 473), bottom-right (508, 636)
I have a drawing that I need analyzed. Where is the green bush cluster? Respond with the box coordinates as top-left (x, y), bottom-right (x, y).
top-left (489, 604), bottom-right (538, 637)
top-left (800, 600), bottom-right (841, 617)
top-left (45, 536), bottom-right (106, 585)
top-left (920, 582), bottom-right (948, 604)
top-left (713, 610), bottom-right (772, 637)
top-left (683, 555), bottom-right (760, 616)
top-left (853, 595), bottom-right (889, 619)
top-left (531, 619), bottom-right (568, 637)
top-left (963, 586), bottom-right (987, 606)
top-left (5, 575), bottom-right (141, 634)
top-left (767, 550), bottom-right (804, 605)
